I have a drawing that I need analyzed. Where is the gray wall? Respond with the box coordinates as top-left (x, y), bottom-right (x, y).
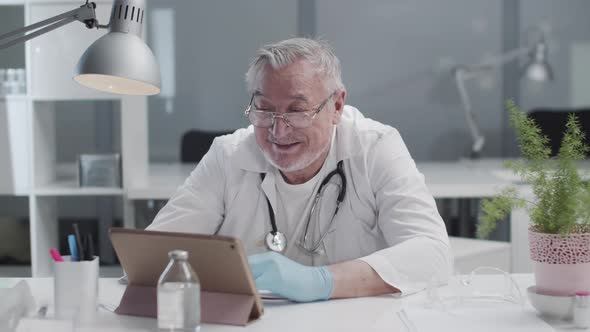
top-left (2, 1), bottom-right (590, 218)
top-left (146, 0), bottom-right (298, 161)
top-left (520, 0), bottom-right (590, 110)
top-left (0, 6), bottom-right (25, 68)
top-left (141, 1), bottom-right (590, 162)
top-left (0, 6), bottom-right (26, 218)
top-left (50, 0), bottom-right (590, 164)
top-left (316, 0), bottom-right (505, 161)
top-left (503, 0), bottom-right (590, 156)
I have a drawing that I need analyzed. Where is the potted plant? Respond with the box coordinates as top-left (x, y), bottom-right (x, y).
top-left (478, 100), bottom-right (590, 296)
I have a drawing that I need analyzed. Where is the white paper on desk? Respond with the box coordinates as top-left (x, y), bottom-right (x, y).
top-left (77, 329), bottom-right (151, 332)
top-left (403, 304), bottom-right (554, 332)
top-left (0, 281), bottom-right (36, 332)
top-left (15, 318), bottom-right (73, 332)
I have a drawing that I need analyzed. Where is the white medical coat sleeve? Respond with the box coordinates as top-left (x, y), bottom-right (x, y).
top-left (358, 129), bottom-right (453, 296)
top-left (146, 139), bottom-right (226, 234)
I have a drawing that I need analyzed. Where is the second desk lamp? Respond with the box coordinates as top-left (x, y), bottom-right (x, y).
top-left (452, 27), bottom-right (553, 158)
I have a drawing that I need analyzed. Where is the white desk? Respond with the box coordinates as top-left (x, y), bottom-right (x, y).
top-left (122, 160), bottom-right (589, 274)
top-left (5, 274), bottom-right (581, 331)
top-left (126, 159), bottom-right (514, 200)
top-left (126, 163), bottom-right (195, 200)
top-left (418, 159), bottom-right (513, 198)
top-left (125, 159), bottom-right (528, 270)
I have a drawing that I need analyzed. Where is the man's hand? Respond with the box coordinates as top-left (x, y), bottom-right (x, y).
top-left (248, 252), bottom-right (334, 302)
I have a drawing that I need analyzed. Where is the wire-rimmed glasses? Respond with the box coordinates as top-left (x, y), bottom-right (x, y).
top-left (244, 91), bottom-right (335, 129)
top-left (426, 266), bottom-right (524, 310)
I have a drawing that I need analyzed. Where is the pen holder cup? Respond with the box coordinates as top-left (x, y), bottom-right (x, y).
top-left (54, 256), bottom-right (99, 323)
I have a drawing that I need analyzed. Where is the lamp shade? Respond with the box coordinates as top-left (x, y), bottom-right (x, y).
top-left (74, 0), bottom-right (161, 95)
top-left (523, 41), bottom-right (553, 82)
top-left (75, 32), bottom-right (160, 95)
top-left (524, 61), bottom-right (553, 82)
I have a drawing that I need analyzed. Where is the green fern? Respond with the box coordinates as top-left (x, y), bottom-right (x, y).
top-left (477, 101), bottom-right (590, 238)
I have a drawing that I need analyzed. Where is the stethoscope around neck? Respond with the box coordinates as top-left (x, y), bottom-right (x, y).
top-left (260, 160), bottom-right (346, 255)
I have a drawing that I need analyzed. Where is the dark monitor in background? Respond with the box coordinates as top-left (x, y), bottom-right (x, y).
top-left (180, 130), bottom-right (234, 163)
top-left (527, 109), bottom-right (590, 157)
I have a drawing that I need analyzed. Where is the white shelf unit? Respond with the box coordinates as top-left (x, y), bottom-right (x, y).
top-left (0, 96), bottom-right (30, 196)
top-left (0, 0), bottom-right (149, 276)
top-left (33, 180), bottom-right (125, 196)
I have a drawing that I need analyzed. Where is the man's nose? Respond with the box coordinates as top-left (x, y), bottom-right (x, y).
top-left (270, 115), bottom-right (292, 138)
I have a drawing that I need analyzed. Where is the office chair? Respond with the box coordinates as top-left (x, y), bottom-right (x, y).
top-left (138, 129), bottom-right (235, 229)
top-left (527, 109), bottom-right (590, 157)
top-left (180, 129), bottom-right (234, 163)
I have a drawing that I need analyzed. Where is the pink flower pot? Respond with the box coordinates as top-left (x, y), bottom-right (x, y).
top-left (529, 229), bottom-right (590, 296)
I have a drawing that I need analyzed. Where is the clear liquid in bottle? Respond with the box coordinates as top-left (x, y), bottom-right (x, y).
top-left (157, 250), bottom-right (201, 332)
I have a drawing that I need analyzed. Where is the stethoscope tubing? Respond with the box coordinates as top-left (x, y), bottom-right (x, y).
top-left (261, 160), bottom-right (346, 253)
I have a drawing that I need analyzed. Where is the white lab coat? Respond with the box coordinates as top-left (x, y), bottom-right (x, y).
top-left (148, 106), bottom-right (452, 295)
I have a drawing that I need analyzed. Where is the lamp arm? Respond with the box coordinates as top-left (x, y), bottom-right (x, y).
top-left (463, 46), bottom-right (530, 74)
top-left (0, 17), bottom-right (78, 51)
top-left (452, 45), bottom-right (531, 158)
top-left (454, 68), bottom-right (485, 157)
top-left (0, 2), bottom-right (105, 51)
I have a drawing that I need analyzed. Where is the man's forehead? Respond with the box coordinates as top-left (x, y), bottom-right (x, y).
top-left (253, 91), bottom-right (310, 103)
top-left (256, 62), bottom-right (327, 96)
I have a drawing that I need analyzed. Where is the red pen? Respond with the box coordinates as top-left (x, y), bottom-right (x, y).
top-left (50, 248), bottom-right (64, 262)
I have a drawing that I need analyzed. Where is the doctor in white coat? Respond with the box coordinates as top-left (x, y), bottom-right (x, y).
top-left (147, 38), bottom-right (452, 302)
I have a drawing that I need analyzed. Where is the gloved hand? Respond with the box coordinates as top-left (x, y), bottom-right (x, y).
top-left (248, 252), bottom-right (334, 302)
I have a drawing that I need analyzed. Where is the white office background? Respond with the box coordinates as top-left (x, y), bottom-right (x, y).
top-left (0, 0), bottom-right (589, 263)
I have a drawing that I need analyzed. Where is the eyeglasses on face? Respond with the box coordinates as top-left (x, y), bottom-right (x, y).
top-left (244, 91), bottom-right (335, 129)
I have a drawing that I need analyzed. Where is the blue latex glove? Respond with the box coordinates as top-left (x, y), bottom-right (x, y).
top-left (248, 252), bottom-right (334, 302)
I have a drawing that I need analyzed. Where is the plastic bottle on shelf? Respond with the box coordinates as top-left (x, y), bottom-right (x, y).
top-left (0, 68), bottom-right (5, 96)
top-left (16, 68), bottom-right (26, 94)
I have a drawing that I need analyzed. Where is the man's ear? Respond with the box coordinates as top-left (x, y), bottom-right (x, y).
top-left (332, 89), bottom-right (347, 125)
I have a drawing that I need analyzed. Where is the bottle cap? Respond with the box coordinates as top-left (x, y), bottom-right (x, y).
top-left (168, 250), bottom-right (188, 260)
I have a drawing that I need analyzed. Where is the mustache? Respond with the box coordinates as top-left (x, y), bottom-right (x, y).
top-left (267, 134), bottom-right (302, 145)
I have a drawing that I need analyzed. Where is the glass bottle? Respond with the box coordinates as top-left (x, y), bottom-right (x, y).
top-left (574, 291), bottom-right (590, 329)
top-left (157, 250), bottom-right (201, 332)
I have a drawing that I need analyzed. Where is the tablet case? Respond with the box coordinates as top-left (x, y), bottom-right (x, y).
top-left (109, 227), bottom-right (264, 326)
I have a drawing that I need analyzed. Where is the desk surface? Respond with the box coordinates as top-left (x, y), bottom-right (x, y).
top-left (126, 163), bottom-right (195, 200)
top-left (127, 158), bottom-right (516, 200)
top-left (4, 274), bottom-right (581, 332)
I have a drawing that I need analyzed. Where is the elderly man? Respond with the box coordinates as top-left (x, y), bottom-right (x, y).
top-left (147, 38), bottom-right (452, 302)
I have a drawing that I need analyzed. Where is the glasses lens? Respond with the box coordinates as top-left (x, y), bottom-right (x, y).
top-left (284, 113), bottom-right (312, 129)
top-left (248, 111), bottom-right (273, 127)
top-left (469, 267), bottom-right (523, 305)
top-left (425, 267), bottom-right (524, 310)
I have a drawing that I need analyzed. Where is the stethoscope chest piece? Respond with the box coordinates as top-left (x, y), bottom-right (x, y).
top-left (266, 231), bottom-right (287, 252)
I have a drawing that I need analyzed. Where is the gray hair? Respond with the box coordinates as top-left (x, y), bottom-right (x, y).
top-left (245, 38), bottom-right (344, 94)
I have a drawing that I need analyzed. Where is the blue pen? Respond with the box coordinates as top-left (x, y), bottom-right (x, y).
top-left (68, 234), bottom-right (79, 261)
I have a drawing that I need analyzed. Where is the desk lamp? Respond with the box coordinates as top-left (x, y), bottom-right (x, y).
top-left (0, 0), bottom-right (160, 96)
top-left (452, 27), bottom-right (553, 158)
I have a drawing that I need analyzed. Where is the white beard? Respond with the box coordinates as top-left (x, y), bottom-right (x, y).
top-left (261, 130), bottom-right (333, 173)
